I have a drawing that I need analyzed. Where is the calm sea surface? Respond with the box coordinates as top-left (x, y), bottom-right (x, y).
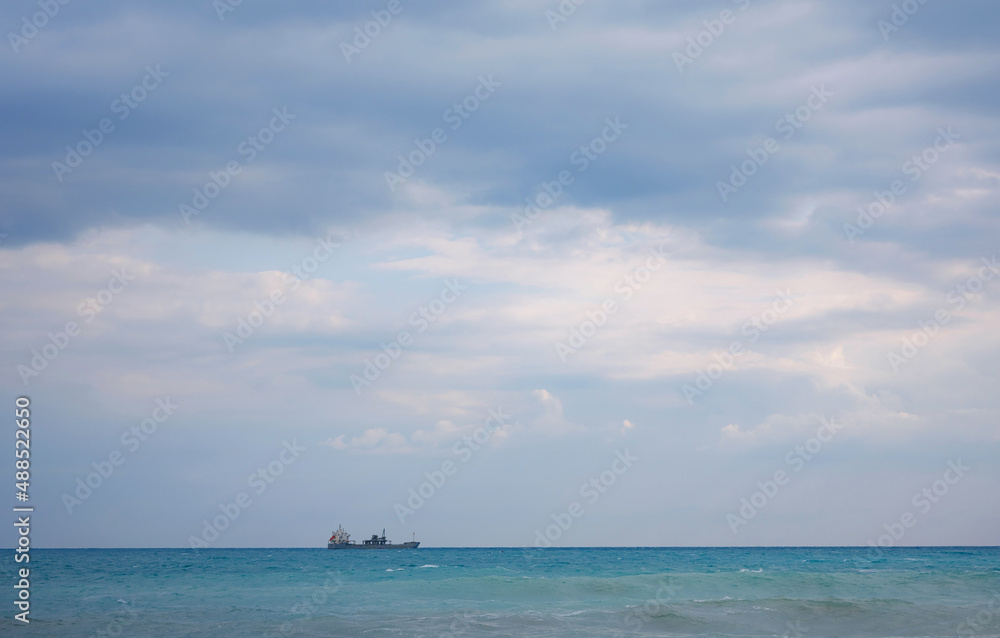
top-left (2, 547), bottom-right (998, 636)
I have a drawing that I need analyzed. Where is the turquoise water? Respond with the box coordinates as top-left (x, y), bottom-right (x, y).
top-left (2, 547), bottom-right (998, 636)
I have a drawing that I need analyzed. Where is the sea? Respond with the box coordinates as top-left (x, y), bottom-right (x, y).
top-left (1, 547), bottom-right (998, 637)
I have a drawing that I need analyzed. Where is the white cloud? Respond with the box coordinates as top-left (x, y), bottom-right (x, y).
top-left (321, 428), bottom-right (412, 454)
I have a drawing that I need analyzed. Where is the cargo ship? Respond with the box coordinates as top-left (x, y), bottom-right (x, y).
top-left (327, 525), bottom-right (419, 549)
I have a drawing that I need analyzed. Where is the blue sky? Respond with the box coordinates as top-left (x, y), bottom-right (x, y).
top-left (2, 0), bottom-right (998, 548)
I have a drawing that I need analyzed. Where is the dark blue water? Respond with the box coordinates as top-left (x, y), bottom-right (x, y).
top-left (2, 547), bottom-right (998, 636)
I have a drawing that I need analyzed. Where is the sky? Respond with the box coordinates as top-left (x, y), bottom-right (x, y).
top-left (1, 0), bottom-right (998, 549)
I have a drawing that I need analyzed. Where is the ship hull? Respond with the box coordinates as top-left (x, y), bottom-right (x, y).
top-left (328, 542), bottom-right (420, 549)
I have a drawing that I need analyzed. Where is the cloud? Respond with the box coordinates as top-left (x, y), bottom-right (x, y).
top-left (4, 0), bottom-right (1000, 547)
top-left (2, 0), bottom-right (996, 265)
top-left (321, 428), bottom-right (412, 454)
top-left (530, 388), bottom-right (578, 436)
top-left (320, 415), bottom-right (515, 456)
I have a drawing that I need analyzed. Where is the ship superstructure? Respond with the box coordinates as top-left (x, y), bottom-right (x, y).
top-left (327, 525), bottom-right (419, 549)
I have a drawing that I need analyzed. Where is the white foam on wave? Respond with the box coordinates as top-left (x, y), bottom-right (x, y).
top-left (419, 564), bottom-right (439, 568)
top-left (693, 596), bottom-right (734, 602)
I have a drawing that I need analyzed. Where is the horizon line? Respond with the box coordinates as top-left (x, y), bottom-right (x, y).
top-left (7, 545), bottom-right (998, 550)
